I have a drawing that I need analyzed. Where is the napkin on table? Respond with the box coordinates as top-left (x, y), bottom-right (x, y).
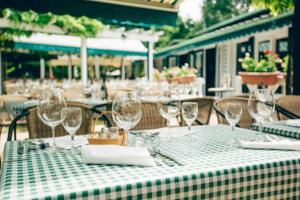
top-left (238, 140), bottom-right (300, 151)
top-left (285, 119), bottom-right (300, 127)
top-left (82, 145), bottom-right (156, 167)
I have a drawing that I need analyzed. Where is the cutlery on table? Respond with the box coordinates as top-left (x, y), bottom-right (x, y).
top-left (155, 149), bottom-right (187, 166)
top-left (3, 158), bottom-right (27, 162)
top-left (148, 149), bottom-right (174, 167)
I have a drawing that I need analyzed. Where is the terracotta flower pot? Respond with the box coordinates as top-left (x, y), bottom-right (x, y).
top-left (177, 76), bottom-right (195, 84)
top-left (166, 77), bottom-right (179, 83)
top-left (238, 71), bottom-right (282, 86)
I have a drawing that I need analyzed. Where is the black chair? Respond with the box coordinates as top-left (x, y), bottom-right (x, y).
top-left (7, 102), bottom-right (103, 141)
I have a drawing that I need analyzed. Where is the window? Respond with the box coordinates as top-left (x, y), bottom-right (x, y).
top-left (195, 51), bottom-right (203, 77)
top-left (259, 40), bottom-right (270, 59)
top-left (168, 57), bottom-right (177, 68)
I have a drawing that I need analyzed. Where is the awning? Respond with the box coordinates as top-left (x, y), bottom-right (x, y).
top-left (0, 0), bottom-right (180, 28)
top-left (156, 11), bottom-right (293, 58)
top-left (14, 33), bottom-right (148, 56)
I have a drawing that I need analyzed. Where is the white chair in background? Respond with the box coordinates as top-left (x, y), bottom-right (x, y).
top-left (194, 77), bottom-right (205, 97)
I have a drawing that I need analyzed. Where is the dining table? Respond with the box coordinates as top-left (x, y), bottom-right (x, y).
top-left (250, 120), bottom-right (300, 139)
top-left (3, 98), bottom-right (108, 118)
top-left (0, 125), bottom-right (299, 199)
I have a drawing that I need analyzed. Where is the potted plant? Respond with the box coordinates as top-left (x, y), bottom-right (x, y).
top-left (238, 51), bottom-right (283, 86)
top-left (154, 64), bottom-right (197, 84)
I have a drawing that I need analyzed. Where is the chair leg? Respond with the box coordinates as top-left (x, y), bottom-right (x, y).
top-left (0, 124), bottom-right (2, 138)
top-left (14, 125), bottom-right (17, 141)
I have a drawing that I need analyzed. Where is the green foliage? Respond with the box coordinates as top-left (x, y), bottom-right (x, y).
top-left (155, 17), bottom-right (204, 49)
top-left (282, 55), bottom-right (289, 72)
top-left (240, 51), bottom-right (280, 72)
top-left (0, 8), bottom-right (104, 39)
top-left (251, 0), bottom-right (294, 15)
top-left (6, 66), bottom-right (16, 74)
top-left (154, 65), bottom-right (197, 80)
top-left (154, 0), bottom-right (250, 49)
top-left (202, 0), bottom-right (250, 28)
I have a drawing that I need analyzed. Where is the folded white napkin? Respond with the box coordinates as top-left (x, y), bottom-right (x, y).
top-left (82, 145), bottom-right (156, 167)
top-left (285, 119), bottom-right (300, 127)
top-left (238, 140), bottom-right (300, 151)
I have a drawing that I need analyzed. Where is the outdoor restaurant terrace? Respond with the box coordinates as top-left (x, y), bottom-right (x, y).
top-left (0, 0), bottom-right (300, 199)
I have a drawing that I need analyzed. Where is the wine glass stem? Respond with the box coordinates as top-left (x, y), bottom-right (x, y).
top-left (125, 129), bottom-right (129, 147)
top-left (71, 134), bottom-right (75, 152)
top-left (259, 121), bottom-right (262, 139)
top-left (51, 127), bottom-right (56, 147)
top-left (231, 124), bottom-right (235, 142)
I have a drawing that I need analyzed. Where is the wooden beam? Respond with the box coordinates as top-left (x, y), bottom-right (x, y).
top-left (0, 19), bottom-right (64, 35)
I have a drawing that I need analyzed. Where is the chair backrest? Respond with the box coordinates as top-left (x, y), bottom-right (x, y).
top-left (132, 101), bottom-right (167, 130)
top-left (92, 102), bottom-right (115, 127)
top-left (93, 101), bottom-right (167, 130)
top-left (181, 96), bottom-right (215, 126)
top-left (215, 97), bottom-right (255, 129)
top-left (26, 102), bottom-right (94, 139)
top-left (276, 95), bottom-right (300, 120)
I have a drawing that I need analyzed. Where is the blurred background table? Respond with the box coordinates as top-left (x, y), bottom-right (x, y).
top-left (3, 99), bottom-right (109, 118)
top-left (208, 87), bottom-right (235, 98)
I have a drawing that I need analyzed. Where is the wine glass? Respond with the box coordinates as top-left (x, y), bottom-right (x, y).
top-left (61, 107), bottom-right (82, 155)
top-left (37, 89), bottom-right (67, 153)
top-left (248, 89), bottom-right (275, 141)
top-left (157, 89), bottom-right (181, 140)
top-left (112, 91), bottom-right (142, 146)
top-left (182, 102), bottom-right (198, 140)
top-left (224, 103), bottom-right (242, 144)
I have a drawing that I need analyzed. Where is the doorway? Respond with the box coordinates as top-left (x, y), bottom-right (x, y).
top-left (179, 54), bottom-right (188, 67)
top-left (205, 48), bottom-right (216, 95)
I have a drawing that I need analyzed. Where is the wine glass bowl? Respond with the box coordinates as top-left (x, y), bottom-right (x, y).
top-left (248, 89), bottom-right (275, 140)
top-left (157, 89), bottom-right (181, 140)
top-left (224, 103), bottom-right (242, 144)
top-left (37, 89), bottom-right (66, 152)
top-left (112, 91), bottom-right (142, 146)
top-left (182, 102), bottom-right (198, 140)
top-left (61, 107), bottom-right (82, 155)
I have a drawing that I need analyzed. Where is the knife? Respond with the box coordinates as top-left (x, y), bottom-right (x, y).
top-left (155, 149), bottom-right (187, 166)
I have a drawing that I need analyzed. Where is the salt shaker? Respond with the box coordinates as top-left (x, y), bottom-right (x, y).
top-left (99, 127), bottom-right (110, 139)
top-left (109, 127), bottom-right (119, 139)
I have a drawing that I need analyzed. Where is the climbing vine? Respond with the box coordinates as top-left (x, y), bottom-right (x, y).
top-left (0, 8), bottom-right (105, 48)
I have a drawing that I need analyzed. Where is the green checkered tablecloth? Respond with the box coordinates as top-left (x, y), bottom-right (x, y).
top-left (250, 121), bottom-right (300, 139)
top-left (3, 100), bottom-right (37, 117)
top-left (1, 125), bottom-right (300, 199)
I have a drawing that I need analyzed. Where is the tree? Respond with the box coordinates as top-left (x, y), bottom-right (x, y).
top-left (155, 1), bottom-right (250, 49)
top-left (155, 17), bottom-right (203, 49)
top-left (201, 0), bottom-right (250, 28)
top-left (251, 0), bottom-right (294, 15)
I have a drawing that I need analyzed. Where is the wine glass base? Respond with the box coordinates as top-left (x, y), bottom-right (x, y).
top-left (226, 139), bottom-right (236, 144)
top-left (65, 149), bottom-right (81, 155)
top-left (46, 146), bottom-right (64, 153)
top-left (183, 135), bottom-right (197, 142)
